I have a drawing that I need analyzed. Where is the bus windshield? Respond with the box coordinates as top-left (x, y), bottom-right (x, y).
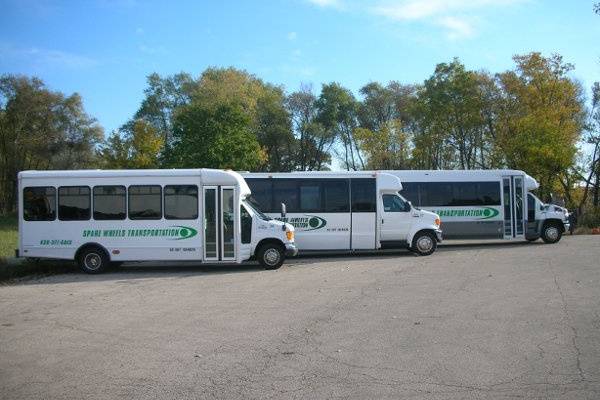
top-left (244, 197), bottom-right (272, 221)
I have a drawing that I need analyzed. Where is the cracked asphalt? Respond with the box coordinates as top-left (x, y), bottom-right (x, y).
top-left (1, 235), bottom-right (599, 399)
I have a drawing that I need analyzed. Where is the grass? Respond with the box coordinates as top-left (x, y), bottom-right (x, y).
top-left (0, 214), bottom-right (18, 259)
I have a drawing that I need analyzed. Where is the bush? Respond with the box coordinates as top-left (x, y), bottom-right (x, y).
top-left (580, 207), bottom-right (600, 228)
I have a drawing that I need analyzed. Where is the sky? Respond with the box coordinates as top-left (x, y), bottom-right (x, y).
top-left (0, 0), bottom-right (599, 135)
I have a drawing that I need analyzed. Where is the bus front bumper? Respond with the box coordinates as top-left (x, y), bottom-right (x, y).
top-left (434, 229), bottom-right (443, 242)
top-left (285, 243), bottom-right (299, 257)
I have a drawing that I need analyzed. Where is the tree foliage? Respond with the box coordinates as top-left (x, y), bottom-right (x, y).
top-left (0, 74), bottom-right (103, 213)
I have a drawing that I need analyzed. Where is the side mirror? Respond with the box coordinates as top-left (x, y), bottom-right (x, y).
top-left (281, 203), bottom-right (286, 218)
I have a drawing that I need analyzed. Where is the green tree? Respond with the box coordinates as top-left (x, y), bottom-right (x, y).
top-left (101, 120), bottom-right (164, 169)
top-left (286, 85), bottom-right (332, 170)
top-left (167, 103), bottom-right (265, 170)
top-left (411, 60), bottom-right (498, 169)
top-left (193, 67), bottom-right (296, 171)
top-left (496, 53), bottom-right (585, 201)
top-left (0, 75), bottom-right (103, 214)
top-left (316, 83), bottom-right (364, 170)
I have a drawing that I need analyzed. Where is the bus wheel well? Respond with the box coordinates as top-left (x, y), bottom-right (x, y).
top-left (254, 238), bottom-right (285, 256)
top-left (543, 219), bottom-right (565, 232)
top-left (411, 229), bottom-right (438, 245)
top-left (75, 243), bottom-right (110, 262)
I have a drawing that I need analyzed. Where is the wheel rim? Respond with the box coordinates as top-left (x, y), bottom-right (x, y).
top-left (84, 252), bottom-right (102, 270)
top-left (416, 236), bottom-right (433, 253)
top-left (546, 226), bottom-right (559, 241)
top-left (264, 248), bottom-right (280, 266)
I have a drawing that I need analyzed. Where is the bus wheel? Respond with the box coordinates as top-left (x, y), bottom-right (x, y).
top-left (541, 223), bottom-right (562, 244)
top-left (77, 246), bottom-right (109, 274)
top-left (257, 243), bottom-right (285, 270)
top-left (411, 231), bottom-right (437, 256)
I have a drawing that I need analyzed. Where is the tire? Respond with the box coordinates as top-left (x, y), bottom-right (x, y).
top-left (77, 246), bottom-right (109, 274)
top-left (411, 231), bottom-right (437, 256)
top-left (541, 222), bottom-right (562, 244)
top-left (257, 243), bottom-right (285, 270)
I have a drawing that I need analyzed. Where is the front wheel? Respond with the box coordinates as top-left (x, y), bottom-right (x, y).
top-left (411, 231), bottom-right (437, 256)
top-left (541, 223), bottom-right (562, 244)
top-left (257, 243), bottom-right (285, 270)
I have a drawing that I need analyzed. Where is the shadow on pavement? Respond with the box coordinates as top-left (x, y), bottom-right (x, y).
top-left (4, 240), bottom-right (550, 285)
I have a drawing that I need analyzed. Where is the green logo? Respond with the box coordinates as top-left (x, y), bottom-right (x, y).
top-left (306, 215), bottom-right (327, 231)
top-left (173, 226), bottom-right (198, 240)
top-left (434, 207), bottom-right (500, 220)
top-left (276, 215), bottom-right (327, 231)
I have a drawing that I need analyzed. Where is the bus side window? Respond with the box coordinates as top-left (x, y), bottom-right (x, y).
top-left (129, 185), bottom-right (162, 220)
top-left (23, 187), bottom-right (56, 221)
top-left (93, 186), bottom-right (126, 220)
top-left (246, 179), bottom-right (273, 212)
top-left (351, 179), bottom-right (376, 212)
top-left (527, 193), bottom-right (535, 222)
top-left (241, 204), bottom-right (252, 244)
top-left (164, 185), bottom-right (198, 220)
top-left (58, 186), bottom-right (91, 221)
top-left (324, 180), bottom-right (349, 212)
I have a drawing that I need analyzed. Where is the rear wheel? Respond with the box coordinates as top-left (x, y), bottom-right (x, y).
top-left (77, 246), bottom-right (109, 274)
top-left (541, 222), bottom-right (562, 244)
top-left (257, 243), bottom-right (285, 270)
top-left (411, 231), bottom-right (437, 256)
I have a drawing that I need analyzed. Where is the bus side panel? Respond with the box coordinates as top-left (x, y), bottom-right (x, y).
top-left (438, 221), bottom-right (503, 239)
top-left (272, 212), bottom-right (350, 250)
top-left (21, 220), bottom-right (204, 261)
top-left (351, 212), bottom-right (376, 250)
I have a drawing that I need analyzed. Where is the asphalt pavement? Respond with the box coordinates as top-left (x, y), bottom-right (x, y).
top-left (1, 236), bottom-right (599, 399)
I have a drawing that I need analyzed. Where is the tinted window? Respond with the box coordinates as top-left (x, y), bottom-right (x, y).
top-left (351, 178), bottom-right (376, 212)
top-left (273, 180), bottom-right (299, 212)
top-left (58, 186), bottom-right (90, 221)
top-left (246, 179), bottom-right (273, 212)
top-left (129, 185), bottom-right (162, 220)
top-left (93, 186), bottom-right (126, 220)
top-left (324, 180), bottom-right (349, 212)
top-left (241, 204), bottom-right (252, 244)
top-left (400, 182), bottom-right (419, 206)
top-left (164, 185), bottom-right (198, 219)
top-left (23, 187), bottom-right (56, 221)
top-left (383, 194), bottom-right (410, 212)
top-left (299, 181), bottom-right (321, 211)
top-left (415, 181), bottom-right (501, 207)
top-left (527, 193), bottom-right (535, 222)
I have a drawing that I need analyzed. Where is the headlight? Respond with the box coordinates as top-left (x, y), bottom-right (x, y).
top-left (286, 230), bottom-right (294, 241)
top-left (434, 218), bottom-right (441, 227)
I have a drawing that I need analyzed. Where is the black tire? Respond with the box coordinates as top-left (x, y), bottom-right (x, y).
top-left (77, 246), bottom-right (109, 274)
top-left (257, 243), bottom-right (285, 270)
top-left (411, 231), bottom-right (437, 256)
top-left (541, 222), bottom-right (562, 244)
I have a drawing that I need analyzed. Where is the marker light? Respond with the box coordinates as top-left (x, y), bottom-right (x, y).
top-left (435, 218), bottom-right (441, 227)
top-left (286, 230), bottom-right (294, 241)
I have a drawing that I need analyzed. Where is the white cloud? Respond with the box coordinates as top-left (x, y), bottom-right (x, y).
top-left (0, 44), bottom-right (98, 69)
top-left (287, 31), bottom-right (297, 40)
top-left (306, 0), bottom-right (343, 9)
top-left (436, 16), bottom-right (474, 39)
top-left (135, 27), bottom-right (144, 35)
top-left (371, 0), bottom-right (525, 39)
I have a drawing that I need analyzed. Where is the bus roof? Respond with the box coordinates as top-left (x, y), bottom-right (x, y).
top-left (381, 169), bottom-right (539, 190)
top-left (242, 171), bottom-right (403, 192)
top-left (18, 168), bottom-right (251, 194)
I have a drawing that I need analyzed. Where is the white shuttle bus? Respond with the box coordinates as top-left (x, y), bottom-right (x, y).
top-left (17, 169), bottom-right (298, 273)
top-left (242, 171), bottom-right (442, 255)
top-left (384, 170), bottom-right (570, 243)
